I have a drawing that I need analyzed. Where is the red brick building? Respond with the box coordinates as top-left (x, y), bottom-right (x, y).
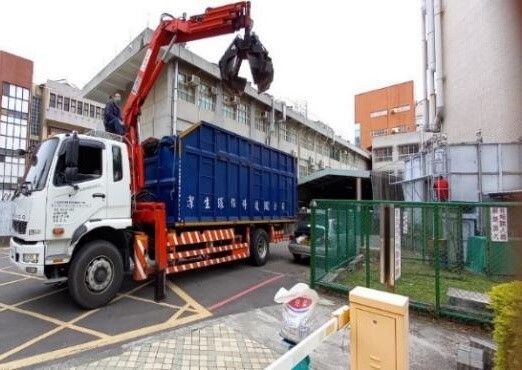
top-left (354, 81), bottom-right (415, 150)
top-left (0, 50), bottom-right (33, 196)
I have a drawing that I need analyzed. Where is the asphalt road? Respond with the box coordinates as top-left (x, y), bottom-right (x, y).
top-left (0, 243), bottom-right (309, 368)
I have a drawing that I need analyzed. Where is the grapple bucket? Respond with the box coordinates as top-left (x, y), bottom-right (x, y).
top-left (219, 31), bottom-right (273, 94)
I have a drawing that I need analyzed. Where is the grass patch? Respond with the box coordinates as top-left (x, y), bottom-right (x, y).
top-left (336, 259), bottom-right (499, 305)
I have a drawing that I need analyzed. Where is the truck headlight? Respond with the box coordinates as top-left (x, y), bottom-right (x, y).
top-left (22, 253), bottom-right (39, 264)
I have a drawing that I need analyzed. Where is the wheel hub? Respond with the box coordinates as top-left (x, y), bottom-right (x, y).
top-left (257, 239), bottom-right (267, 259)
top-left (85, 257), bottom-right (113, 293)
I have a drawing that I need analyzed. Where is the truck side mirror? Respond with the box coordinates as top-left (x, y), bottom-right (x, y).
top-left (65, 132), bottom-right (79, 168)
top-left (64, 132), bottom-right (79, 184)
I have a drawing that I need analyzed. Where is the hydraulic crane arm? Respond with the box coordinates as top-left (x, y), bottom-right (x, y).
top-left (122, 1), bottom-right (273, 196)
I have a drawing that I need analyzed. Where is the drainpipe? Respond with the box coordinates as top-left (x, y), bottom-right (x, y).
top-left (433, 0), bottom-right (445, 131)
top-left (426, 0), bottom-right (436, 130)
top-left (420, 1), bottom-right (429, 133)
top-left (172, 59), bottom-right (179, 135)
top-left (476, 131), bottom-right (483, 202)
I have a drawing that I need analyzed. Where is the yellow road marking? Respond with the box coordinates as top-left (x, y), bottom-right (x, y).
top-left (0, 269), bottom-right (44, 281)
top-left (0, 302), bottom-right (110, 342)
top-left (117, 293), bottom-right (198, 313)
top-left (0, 277), bottom-right (28, 287)
top-left (0, 287), bottom-right (67, 313)
top-left (0, 283), bottom-right (212, 369)
top-left (167, 281), bottom-right (211, 316)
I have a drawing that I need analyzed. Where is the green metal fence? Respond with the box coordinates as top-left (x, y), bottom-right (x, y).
top-left (310, 200), bottom-right (522, 323)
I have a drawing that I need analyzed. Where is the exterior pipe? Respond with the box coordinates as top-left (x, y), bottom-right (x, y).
top-left (426, 0), bottom-right (436, 131)
top-left (434, 0), bottom-right (445, 132)
top-left (421, 1), bottom-right (429, 132)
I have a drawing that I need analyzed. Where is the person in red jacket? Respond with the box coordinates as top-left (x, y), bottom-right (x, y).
top-left (433, 175), bottom-right (449, 201)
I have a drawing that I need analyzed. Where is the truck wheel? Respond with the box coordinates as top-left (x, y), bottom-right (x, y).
top-left (68, 240), bottom-right (124, 309)
top-left (250, 229), bottom-right (269, 266)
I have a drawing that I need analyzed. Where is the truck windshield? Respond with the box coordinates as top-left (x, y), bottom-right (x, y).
top-left (22, 138), bottom-right (59, 192)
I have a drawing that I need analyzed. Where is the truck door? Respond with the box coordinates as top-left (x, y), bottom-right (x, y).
top-left (46, 139), bottom-right (107, 240)
top-left (106, 144), bottom-right (131, 219)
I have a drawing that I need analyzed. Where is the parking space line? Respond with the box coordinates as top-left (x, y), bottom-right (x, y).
top-left (0, 277), bottom-right (28, 287)
top-left (117, 293), bottom-right (198, 313)
top-left (0, 287), bottom-right (67, 313)
top-left (0, 269), bottom-right (45, 281)
top-left (0, 282), bottom-right (212, 369)
top-left (0, 302), bottom-right (110, 339)
top-left (207, 273), bottom-right (284, 311)
top-left (167, 281), bottom-right (212, 317)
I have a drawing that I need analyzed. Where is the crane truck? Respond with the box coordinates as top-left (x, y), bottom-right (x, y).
top-left (9, 2), bottom-right (296, 309)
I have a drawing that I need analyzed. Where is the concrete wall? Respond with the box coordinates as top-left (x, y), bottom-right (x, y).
top-left (441, 0), bottom-right (522, 143)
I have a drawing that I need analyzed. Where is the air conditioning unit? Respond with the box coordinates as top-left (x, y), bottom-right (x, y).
top-left (308, 156), bottom-right (314, 165)
top-left (230, 96), bottom-right (240, 105)
top-left (188, 74), bottom-right (200, 86)
top-left (261, 111), bottom-right (269, 119)
top-left (210, 86), bottom-right (218, 95)
top-left (318, 160), bottom-right (325, 169)
top-left (391, 127), bottom-right (399, 134)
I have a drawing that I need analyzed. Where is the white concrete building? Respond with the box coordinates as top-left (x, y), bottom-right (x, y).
top-left (82, 29), bottom-right (370, 178)
top-left (31, 80), bottom-right (105, 145)
top-left (420, 0), bottom-right (522, 143)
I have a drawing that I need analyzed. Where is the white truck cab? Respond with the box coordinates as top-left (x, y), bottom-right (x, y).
top-left (9, 131), bottom-right (132, 308)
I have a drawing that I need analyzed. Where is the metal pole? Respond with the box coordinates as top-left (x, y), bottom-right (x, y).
top-left (434, 205), bottom-right (441, 315)
top-left (356, 177), bottom-right (362, 201)
top-left (310, 206), bottom-right (317, 288)
top-left (172, 60), bottom-right (179, 135)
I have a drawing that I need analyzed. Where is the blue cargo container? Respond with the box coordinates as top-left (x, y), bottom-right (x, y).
top-left (144, 121), bottom-right (297, 225)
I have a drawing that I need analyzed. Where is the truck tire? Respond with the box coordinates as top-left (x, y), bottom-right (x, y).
top-left (250, 228), bottom-right (269, 266)
top-left (68, 240), bottom-right (124, 309)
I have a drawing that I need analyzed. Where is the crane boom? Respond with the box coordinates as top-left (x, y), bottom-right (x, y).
top-left (122, 1), bottom-right (272, 196)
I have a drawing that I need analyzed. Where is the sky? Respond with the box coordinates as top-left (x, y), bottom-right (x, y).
top-left (0, 0), bottom-right (422, 142)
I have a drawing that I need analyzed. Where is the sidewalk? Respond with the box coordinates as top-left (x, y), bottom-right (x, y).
top-left (41, 296), bottom-right (490, 370)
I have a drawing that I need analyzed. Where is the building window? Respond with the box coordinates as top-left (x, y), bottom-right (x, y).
top-left (391, 105), bottom-right (411, 113)
top-left (398, 143), bottom-right (419, 159)
top-left (237, 102), bottom-right (249, 125)
top-left (0, 82), bottom-right (30, 195)
top-left (223, 96), bottom-right (236, 120)
top-left (279, 123), bottom-right (288, 141)
top-left (288, 127), bottom-right (297, 144)
top-left (198, 84), bottom-right (215, 111)
top-left (30, 96), bottom-right (42, 137)
top-left (254, 110), bottom-right (268, 132)
top-left (77, 100), bottom-right (82, 115)
top-left (373, 146), bottom-right (393, 162)
top-left (89, 104), bottom-right (95, 118)
top-left (96, 107), bottom-right (101, 120)
top-left (370, 109), bottom-right (387, 118)
top-left (64, 97), bottom-right (70, 112)
top-left (49, 93), bottom-right (56, 108)
top-left (71, 99), bottom-right (76, 114)
top-left (371, 128), bottom-right (389, 137)
top-left (83, 102), bottom-right (89, 117)
top-left (177, 73), bottom-right (195, 103)
top-left (56, 95), bottom-right (63, 110)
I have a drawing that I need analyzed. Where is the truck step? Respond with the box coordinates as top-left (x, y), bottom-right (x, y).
top-left (43, 277), bottom-right (68, 285)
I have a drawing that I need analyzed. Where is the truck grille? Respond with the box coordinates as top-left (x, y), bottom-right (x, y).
top-left (12, 220), bottom-right (28, 234)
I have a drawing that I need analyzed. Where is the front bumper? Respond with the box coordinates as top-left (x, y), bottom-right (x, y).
top-left (9, 238), bottom-right (46, 277)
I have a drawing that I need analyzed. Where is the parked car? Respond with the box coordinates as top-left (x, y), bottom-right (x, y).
top-left (288, 211), bottom-right (336, 261)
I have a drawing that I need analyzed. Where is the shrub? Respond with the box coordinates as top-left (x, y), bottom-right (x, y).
top-left (489, 281), bottom-right (522, 370)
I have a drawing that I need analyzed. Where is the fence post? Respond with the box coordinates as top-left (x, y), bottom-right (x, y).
top-left (325, 207), bottom-right (330, 274)
top-left (422, 206), bottom-right (427, 262)
top-left (310, 205), bottom-right (317, 288)
top-left (434, 205), bottom-right (441, 315)
top-left (365, 206), bottom-right (371, 287)
top-left (457, 205), bottom-right (464, 271)
top-left (485, 206), bottom-right (491, 277)
top-left (336, 207), bottom-right (341, 263)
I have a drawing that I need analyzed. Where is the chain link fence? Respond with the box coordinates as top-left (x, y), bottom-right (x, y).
top-left (310, 200), bottom-right (522, 323)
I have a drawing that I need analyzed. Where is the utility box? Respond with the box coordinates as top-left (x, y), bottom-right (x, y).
top-left (349, 286), bottom-right (409, 370)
